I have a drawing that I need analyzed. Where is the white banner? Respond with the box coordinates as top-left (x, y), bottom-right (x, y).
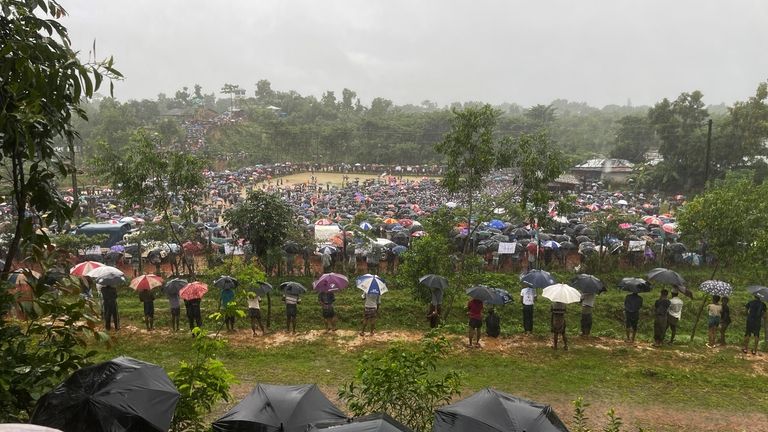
top-left (628, 240), bottom-right (645, 252)
top-left (498, 242), bottom-right (516, 254)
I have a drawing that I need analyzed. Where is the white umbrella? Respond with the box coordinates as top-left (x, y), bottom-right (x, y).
top-left (542, 283), bottom-right (582, 304)
top-left (373, 238), bottom-right (395, 248)
top-left (86, 265), bottom-right (125, 286)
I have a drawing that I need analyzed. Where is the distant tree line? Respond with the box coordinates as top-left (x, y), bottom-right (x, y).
top-left (72, 79), bottom-right (768, 192)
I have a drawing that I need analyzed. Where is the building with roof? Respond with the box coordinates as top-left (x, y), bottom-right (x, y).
top-left (570, 158), bottom-right (634, 184)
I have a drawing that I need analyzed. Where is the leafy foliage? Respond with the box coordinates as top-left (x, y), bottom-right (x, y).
top-left (223, 190), bottom-right (299, 259)
top-left (394, 234), bottom-right (453, 303)
top-left (169, 328), bottom-right (236, 432)
top-left (0, 0), bottom-right (121, 274)
top-left (0, 245), bottom-right (106, 422)
top-left (338, 334), bottom-right (462, 432)
top-left (676, 172), bottom-right (768, 267)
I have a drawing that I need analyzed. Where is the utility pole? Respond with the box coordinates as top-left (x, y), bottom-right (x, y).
top-left (703, 119), bottom-right (713, 189)
top-left (70, 144), bottom-right (79, 218)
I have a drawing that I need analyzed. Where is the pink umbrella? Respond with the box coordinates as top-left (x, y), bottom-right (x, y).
top-left (179, 282), bottom-right (208, 300)
top-left (315, 218), bottom-right (334, 226)
top-left (662, 223), bottom-right (677, 234)
top-left (70, 261), bottom-right (105, 277)
top-left (313, 273), bottom-right (349, 292)
top-left (619, 223), bottom-right (632, 230)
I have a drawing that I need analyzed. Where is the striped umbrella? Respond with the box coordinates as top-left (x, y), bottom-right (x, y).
top-left (70, 261), bottom-right (105, 276)
top-left (129, 274), bottom-right (164, 291)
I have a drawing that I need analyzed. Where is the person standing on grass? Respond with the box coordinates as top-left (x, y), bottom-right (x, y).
top-left (667, 290), bottom-right (684, 343)
top-left (551, 301), bottom-right (568, 351)
top-left (467, 298), bottom-right (483, 348)
top-left (283, 292), bottom-right (300, 334)
top-left (742, 295), bottom-right (766, 355)
top-left (706, 295), bottom-right (722, 348)
top-left (653, 289), bottom-right (670, 347)
top-left (624, 292), bottom-right (643, 343)
top-left (360, 291), bottom-right (380, 336)
top-left (247, 292), bottom-right (265, 336)
top-left (486, 308), bottom-right (501, 338)
top-left (427, 287), bottom-right (443, 329)
top-left (580, 292), bottom-right (595, 337)
top-left (101, 284), bottom-right (120, 331)
top-left (321, 250), bottom-right (333, 274)
top-left (719, 297), bottom-right (731, 346)
top-left (220, 285), bottom-right (236, 332)
top-left (184, 298), bottom-right (202, 331)
top-left (164, 284), bottom-right (181, 332)
top-left (520, 286), bottom-right (536, 335)
top-left (139, 288), bottom-right (155, 331)
top-left (318, 290), bottom-right (337, 332)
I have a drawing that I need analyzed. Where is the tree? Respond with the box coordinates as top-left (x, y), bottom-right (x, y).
top-left (525, 103), bottom-right (557, 125)
top-left (223, 191), bottom-right (298, 261)
top-left (90, 129), bottom-right (206, 272)
top-left (609, 115), bottom-right (655, 163)
top-left (713, 81), bottom-right (768, 173)
top-left (677, 171), bottom-right (768, 340)
top-left (648, 91), bottom-right (710, 191)
top-left (435, 104), bottom-right (501, 255)
top-left (0, 0), bottom-right (120, 275)
top-left (338, 335), bottom-right (462, 432)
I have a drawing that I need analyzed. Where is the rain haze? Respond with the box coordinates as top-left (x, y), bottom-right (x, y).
top-left (62, 0), bottom-right (768, 107)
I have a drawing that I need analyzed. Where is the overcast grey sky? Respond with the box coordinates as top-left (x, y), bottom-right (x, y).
top-left (61, 0), bottom-right (768, 108)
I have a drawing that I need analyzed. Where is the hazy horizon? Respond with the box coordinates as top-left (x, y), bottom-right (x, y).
top-left (61, 0), bottom-right (768, 108)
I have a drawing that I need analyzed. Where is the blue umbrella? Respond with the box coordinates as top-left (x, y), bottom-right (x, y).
top-left (489, 219), bottom-right (505, 230)
top-left (356, 274), bottom-right (388, 295)
top-left (359, 221), bottom-right (373, 231)
top-left (520, 269), bottom-right (556, 289)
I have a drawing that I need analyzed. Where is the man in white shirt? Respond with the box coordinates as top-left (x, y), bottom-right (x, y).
top-left (248, 293), bottom-right (265, 336)
top-left (667, 290), bottom-right (684, 343)
top-left (520, 286), bottom-right (536, 335)
top-left (360, 292), bottom-right (381, 336)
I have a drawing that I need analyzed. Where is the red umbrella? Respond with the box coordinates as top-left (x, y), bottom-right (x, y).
top-left (315, 218), bottom-right (334, 226)
top-left (643, 216), bottom-right (662, 226)
top-left (179, 282), bottom-right (208, 300)
top-left (398, 218), bottom-right (414, 228)
top-left (526, 242), bottom-right (539, 253)
top-left (70, 261), bottom-right (105, 277)
top-left (411, 231), bottom-right (426, 237)
top-left (129, 274), bottom-right (164, 291)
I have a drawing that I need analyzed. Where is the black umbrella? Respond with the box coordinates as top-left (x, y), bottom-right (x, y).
top-left (419, 274), bottom-right (448, 291)
top-left (214, 275), bottom-right (239, 290)
top-left (212, 383), bottom-right (346, 432)
top-left (252, 281), bottom-right (273, 296)
top-left (619, 277), bottom-right (652, 293)
top-left (164, 278), bottom-right (187, 296)
top-left (520, 269), bottom-right (556, 289)
top-left (466, 286), bottom-right (511, 305)
top-left (280, 281), bottom-right (307, 296)
top-left (284, 241), bottom-right (302, 254)
top-left (571, 274), bottom-right (605, 294)
top-left (512, 228), bottom-right (530, 238)
top-left (746, 285), bottom-right (768, 301)
top-left (309, 413), bottom-right (413, 432)
top-left (575, 235), bottom-right (592, 244)
top-left (647, 268), bottom-right (685, 286)
top-left (31, 356), bottom-right (179, 432)
top-left (433, 388), bottom-right (568, 432)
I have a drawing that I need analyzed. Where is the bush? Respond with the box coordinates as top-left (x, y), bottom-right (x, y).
top-left (169, 328), bottom-right (236, 432)
top-left (338, 332), bottom-right (462, 432)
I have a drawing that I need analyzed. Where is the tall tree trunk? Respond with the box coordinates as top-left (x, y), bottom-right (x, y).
top-left (3, 152), bottom-right (26, 278)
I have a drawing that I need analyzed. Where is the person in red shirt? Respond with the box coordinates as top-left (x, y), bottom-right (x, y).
top-left (467, 298), bottom-right (484, 348)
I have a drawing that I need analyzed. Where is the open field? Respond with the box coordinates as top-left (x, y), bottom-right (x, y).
top-left (252, 171), bottom-right (438, 188)
top-left (95, 268), bottom-right (768, 432)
